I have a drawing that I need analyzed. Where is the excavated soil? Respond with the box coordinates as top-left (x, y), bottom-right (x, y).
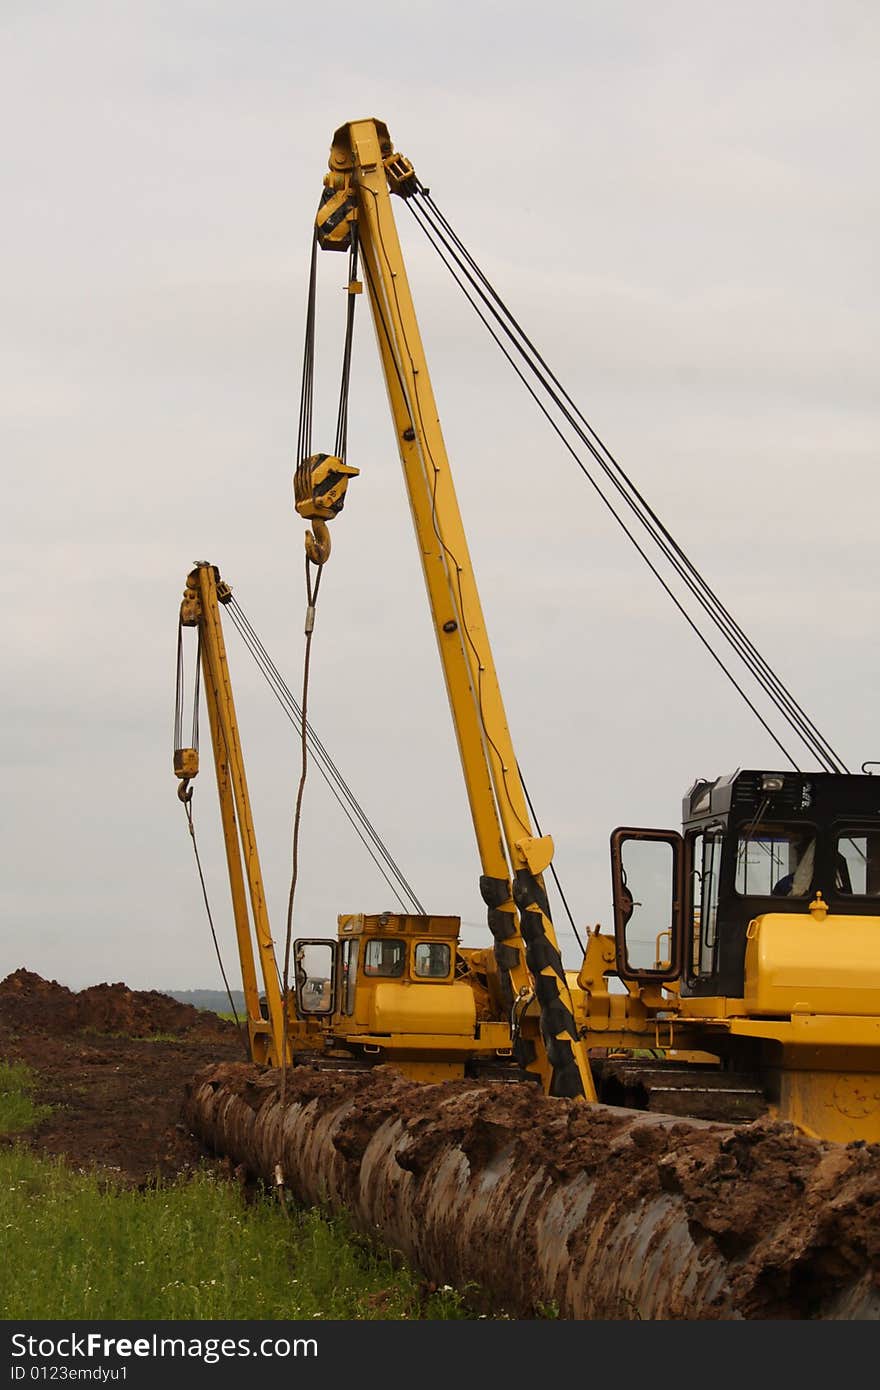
top-left (0, 969), bottom-right (244, 1183)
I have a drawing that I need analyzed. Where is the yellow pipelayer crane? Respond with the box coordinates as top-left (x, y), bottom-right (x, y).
top-left (175, 119), bottom-right (880, 1143)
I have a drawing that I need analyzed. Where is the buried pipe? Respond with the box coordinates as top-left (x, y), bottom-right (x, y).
top-left (184, 1063), bottom-right (880, 1320)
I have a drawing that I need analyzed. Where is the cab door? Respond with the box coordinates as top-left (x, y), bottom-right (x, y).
top-left (610, 828), bottom-right (685, 982)
top-left (293, 938), bottom-right (336, 1017)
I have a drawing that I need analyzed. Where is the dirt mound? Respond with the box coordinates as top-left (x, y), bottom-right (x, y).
top-left (0, 970), bottom-right (244, 1183)
top-left (0, 968), bottom-right (236, 1041)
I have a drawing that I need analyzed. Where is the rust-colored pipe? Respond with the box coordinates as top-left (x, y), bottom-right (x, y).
top-left (184, 1063), bottom-right (880, 1320)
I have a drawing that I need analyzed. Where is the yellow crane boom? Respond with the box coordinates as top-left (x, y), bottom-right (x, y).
top-left (308, 118), bottom-right (594, 1100)
top-left (176, 563), bottom-right (285, 1064)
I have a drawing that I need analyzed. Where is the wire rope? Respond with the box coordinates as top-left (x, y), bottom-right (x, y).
top-left (406, 189), bottom-right (849, 775)
top-left (224, 596), bottom-right (426, 914)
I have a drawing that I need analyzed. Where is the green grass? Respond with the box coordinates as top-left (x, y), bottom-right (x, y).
top-left (0, 1150), bottom-right (471, 1319)
top-left (80, 1027), bottom-right (185, 1043)
top-left (131, 1033), bottom-right (185, 1043)
top-left (0, 1057), bottom-right (478, 1320)
top-left (0, 1061), bottom-right (52, 1133)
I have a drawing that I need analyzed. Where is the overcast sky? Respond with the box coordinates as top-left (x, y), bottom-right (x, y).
top-left (3, 1), bottom-right (879, 992)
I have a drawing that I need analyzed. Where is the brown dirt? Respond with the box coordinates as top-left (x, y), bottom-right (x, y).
top-left (0, 969), bottom-right (244, 1183)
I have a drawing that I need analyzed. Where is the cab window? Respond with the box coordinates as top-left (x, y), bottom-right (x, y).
top-left (413, 942), bottom-right (451, 978)
top-left (688, 827), bottom-right (723, 977)
top-left (835, 830), bottom-right (880, 895)
top-left (363, 939), bottom-right (406, 977)
top-left (339, 938), bottom-right (358, 1014)
top-left (735, 823), bottom-right (815, 898)
top-left (294, 941), bottom-right (334, 1014)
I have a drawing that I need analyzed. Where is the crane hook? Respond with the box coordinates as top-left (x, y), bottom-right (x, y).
top-left (305, 518), bottom-right (331, 566)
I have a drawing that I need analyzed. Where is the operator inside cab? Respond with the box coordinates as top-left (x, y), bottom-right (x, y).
top-left (770, 832), bottom-right (816, 897)
top-left (770, 832), bottom-right (854, 897)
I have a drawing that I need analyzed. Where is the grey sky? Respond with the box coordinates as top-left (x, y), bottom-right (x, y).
top-left (3, 1), bottom-right (878, 991)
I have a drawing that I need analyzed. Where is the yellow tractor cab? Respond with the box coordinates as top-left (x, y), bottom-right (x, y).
top-left (290, 913), bottom-right (512, 1082)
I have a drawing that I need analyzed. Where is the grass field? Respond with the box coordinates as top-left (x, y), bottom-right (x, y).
top-left (0, 1060), bottom-right (470, 1320)
top-left (0, 1060), bottom-right (52, 1132)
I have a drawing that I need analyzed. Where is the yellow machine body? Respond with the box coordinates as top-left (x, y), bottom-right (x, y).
top-left (669, 908), bottom-right (880, 1141)
top-left (295, 913), bottom-right (511, 1081)
top-left (290, 909), bottom-right (517, 1079)
top-left (743, 910), bottom-right (880, 1016)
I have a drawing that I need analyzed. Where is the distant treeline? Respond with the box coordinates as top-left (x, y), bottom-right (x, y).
top-left (166, 989), bottom-right (246, 1014)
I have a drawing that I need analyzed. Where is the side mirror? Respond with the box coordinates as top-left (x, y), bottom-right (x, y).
top-left (292, 938), bottom-right (336, 1016)
top-left (610, 828), bottom-right (685, 983)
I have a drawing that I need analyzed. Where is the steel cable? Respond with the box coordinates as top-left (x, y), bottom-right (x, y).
top-left (407, 189), bottom-right (849, 774)
top-left (224, 596), bottom-right (426, 914)
top-left (415, 190), bottom-right (834, 759)
top-left (181, 798), bottom-right (249, 1058)
top-left (405, 197), bottom-right (803, 771)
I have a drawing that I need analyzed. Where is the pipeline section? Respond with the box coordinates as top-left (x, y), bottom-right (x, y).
top-left (185, 1063), bottom-right (880, 1320)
